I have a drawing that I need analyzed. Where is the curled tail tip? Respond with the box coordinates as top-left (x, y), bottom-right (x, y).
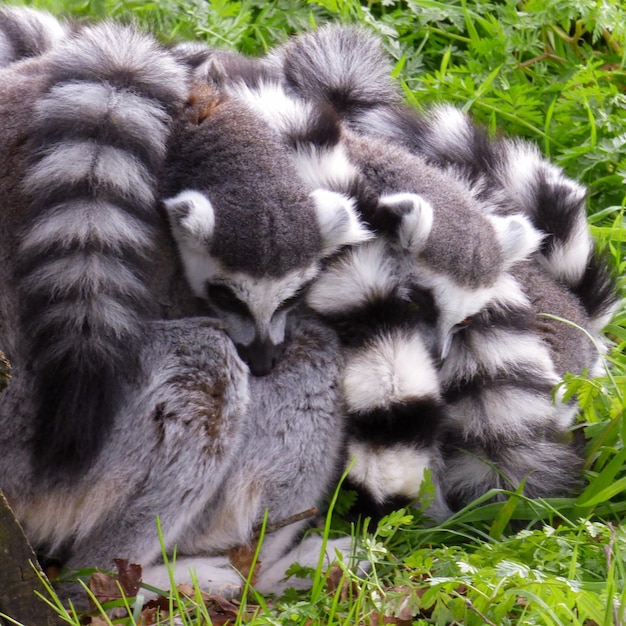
top-left (269, 24), bottom-right (400, 112)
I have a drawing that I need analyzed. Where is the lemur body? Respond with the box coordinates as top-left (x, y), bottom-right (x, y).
top-left (0, 18), bottom-right (367, 603)
top-left (243, 25), bottom-right (617, 513)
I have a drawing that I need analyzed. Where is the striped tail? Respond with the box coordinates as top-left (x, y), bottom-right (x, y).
top-left (16, 22), bottom-right (188, 474)
top-left (350, 102), bottom-right (619, 331)
top-left (266, 24), bottom-right (401, 118)
top-left (0, 5), bottom-right (68, 67)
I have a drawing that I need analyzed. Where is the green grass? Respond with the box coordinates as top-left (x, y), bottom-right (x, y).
top-left (3, 0), bottom-right (626, 624)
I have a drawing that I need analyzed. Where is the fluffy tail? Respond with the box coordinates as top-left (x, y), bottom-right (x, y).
top-left (0, 5), bottom-right (68, 67)
top-left (16, 23), bottom-right (188, 474)
top-left (266, 24), bottom-right (401, 117)
top-left (348, 101), bottom-right (619, 330)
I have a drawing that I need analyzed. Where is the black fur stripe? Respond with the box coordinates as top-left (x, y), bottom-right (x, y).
top-left (532, 174), bottom-right (585, 255)
top-left (348, 396), bottom-right (444, 447)
top-left (326, 293), bottom-right (438, 350)
top-left (443, 367), bottom-right (555, 404)
top-left (572, 248), bottom-right (618, 322)
top-left (287, 101), bottom-right (342, 150)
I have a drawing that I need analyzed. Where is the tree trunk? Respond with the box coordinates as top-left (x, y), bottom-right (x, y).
top-left (0, 490), bottom-right (60, 626)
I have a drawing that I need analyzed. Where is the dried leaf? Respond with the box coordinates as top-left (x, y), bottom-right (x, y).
top-left (326, 564), bottom-right (359, 602)
top-left (137, 607), bottom-right (159, 625)
top-left (229, 543), bottom-right (259, 583)
top-left (88, 572), bottom-right (124, 605)
top-left (202, 594), bottom-right (241, 626)
top-left (114, 558), bottom-right (142, 596)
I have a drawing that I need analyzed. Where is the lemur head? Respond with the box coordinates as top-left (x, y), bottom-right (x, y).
top-left (163, 83), bottom-right (370, 375)
top-left (383, 192), bottom-right (543, 359)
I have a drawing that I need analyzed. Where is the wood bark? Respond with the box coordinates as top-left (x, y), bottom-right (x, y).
top-left (0, 490), bottom-right (60, 626)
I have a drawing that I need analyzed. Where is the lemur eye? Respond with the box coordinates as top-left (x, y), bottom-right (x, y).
top-left (206, 283), bottom-right (250, 316)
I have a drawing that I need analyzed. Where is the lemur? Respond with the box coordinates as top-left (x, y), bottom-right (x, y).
top-left (227, 24), bottom-right (617, 514)
top-left (0, 17), bottom-right (369, 604)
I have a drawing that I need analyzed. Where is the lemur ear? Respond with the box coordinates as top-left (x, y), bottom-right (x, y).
top-left (380, 193), bottom-right (434, 256)
top-left (489, 214), bottom-right (543, 269)
top-left (311, 188), bottom-right (372, 255)
top-left (163, 189), bottom-right (216, 251)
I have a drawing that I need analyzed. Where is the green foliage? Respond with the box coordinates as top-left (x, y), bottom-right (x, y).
top-left (4, 0), bottom-right (626, 623)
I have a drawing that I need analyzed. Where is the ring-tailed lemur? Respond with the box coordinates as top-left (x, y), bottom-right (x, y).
top-left (238, 25), bottom-right (617, 513)
top-left (203, 62), bottom-right (548, 519)
top-left (0, 18), bottom-right (368, 603)
top-left (269, 23), bottom-right (617, 339)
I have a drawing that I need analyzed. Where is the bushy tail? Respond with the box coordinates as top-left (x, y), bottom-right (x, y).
top-left (0, 5), bottom-right (68, 67)
top-left (266, 24), bottom-right (401, 118)
top-left (16, 23), bottom-right (188, 474)
top-left (349, 102), bottom-right (619, 329)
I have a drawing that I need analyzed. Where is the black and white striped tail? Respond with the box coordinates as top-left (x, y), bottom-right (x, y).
top-left (16, 23), bottom-right (188, 474)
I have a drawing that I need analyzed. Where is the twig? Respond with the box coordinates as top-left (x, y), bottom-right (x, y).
top-left (603, 28), bottom-right (623, 56)
top-left (252, 507), bottom-right (318, 539)
top-left (463, 598), bottom-right (498, 626)
top-left (518, 50), bottom-right (565, 69)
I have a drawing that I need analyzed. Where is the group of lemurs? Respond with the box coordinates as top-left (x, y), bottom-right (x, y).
top-left (0, 4), bottom-right (618, 605)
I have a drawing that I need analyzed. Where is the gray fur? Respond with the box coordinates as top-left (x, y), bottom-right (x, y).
top-left (0, 19), bottom-right (356, 603)
top-left (234, 33), bottom-right (614, 514)
top-left (0, 20), bottom-right (190, 472)
top-left (265, 24), bottom-right (401, 114)
top-left (0, 5), bottom-right (68, 67)
top-left (0, 316), bottom-right (348, 604)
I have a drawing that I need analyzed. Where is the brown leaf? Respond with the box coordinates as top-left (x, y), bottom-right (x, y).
top-left (229, 543), bottom-right (259, 584)
top-left (326, 565), bottom-right (360, 602)
top-left (114, 558), bottom-right (142, 596)
top-left (137, 607), bottom-right (159, 626)
top-left (201, 594), bottom-right (241, 626)
top-left (88, 572), bottom-right (124, 605)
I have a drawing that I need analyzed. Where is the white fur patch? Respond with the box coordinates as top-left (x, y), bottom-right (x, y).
top-left (142, 556), bottom-right (243, 599)
top-left (255, 535), bottom-right (357, 595)
top-left (311, 188), bottom-right (372, 254)
top-left (294, 143), bottom-right (360, 190)
top-left (543, 217), bottom-right (592, 285)
top-left (307, 239), bottom-right (397, 315)
top-left (489, 213), bottom-right (543, 269)
top-left (164, 189), bottom-right (216, 247)
top-left (25, 141), bottom-right (154, 208)
top-left (20, 200), bottom-right (153, 253)
top-left (343, 330), bottom-right (440, 412)
top-left (347, 441), bottom-right (432, 502)
top-left (427, 105), bottom-right (475, 159)
top-left (383, 193), bottom-right (434, 255)
top-left (231, 80), bottom-right (313, 137)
